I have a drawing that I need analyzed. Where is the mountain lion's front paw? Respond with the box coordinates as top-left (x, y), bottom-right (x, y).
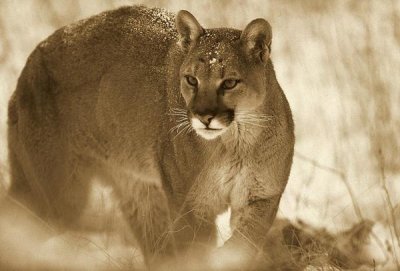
top-left (207, 245), bottom-right (255, 270)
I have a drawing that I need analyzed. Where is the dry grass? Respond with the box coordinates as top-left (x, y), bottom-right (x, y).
top-left (0, 0), bottom-right (399, 270)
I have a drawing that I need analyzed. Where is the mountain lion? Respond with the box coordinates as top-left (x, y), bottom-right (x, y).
top-left (7, 5), bottom-right (294, 268)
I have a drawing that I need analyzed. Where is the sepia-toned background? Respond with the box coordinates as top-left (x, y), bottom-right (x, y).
top-left (0, 0), bottom-right (399, 270)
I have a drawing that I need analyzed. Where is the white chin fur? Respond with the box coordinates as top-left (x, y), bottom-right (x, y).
top-left (194, 128), bottom-right (225, 140)
top-left (191, 118), bottom-right (227, 140)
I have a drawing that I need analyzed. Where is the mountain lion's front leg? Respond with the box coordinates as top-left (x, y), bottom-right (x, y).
top-left (119, 181), bottom-right (176, 265)
top-left (225, 194), bottom-right (281, 259)
top-left (229, 194), bottom-right (280, 247)
top-left (171, 205), bottom-right (218, 252)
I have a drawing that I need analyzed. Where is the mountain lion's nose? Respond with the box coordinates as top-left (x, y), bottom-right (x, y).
top-left (195, 114), bottom-right (214, 126)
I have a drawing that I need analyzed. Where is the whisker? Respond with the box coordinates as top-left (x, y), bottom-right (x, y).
top-left (183, 123), bottom-right (193, 136)
top-left (174, 122), bottom-right (191, 139)
top-left (235, 113), bottom-right (274, 119)
top-left (238, 118), bottom-right (272, 123)
top-left (235, 111), bottom-right (275, 127)
top-left (168, 107), bottom-right (192, 136)
top-left (239, 121), bottom-right (270, 128)
top-left (175, 117), bottom-right (188, 122)
top-left (175, 121), bottom-right (189, 132)
top-left (168, 112), bottom-right (187, 118)
top-left (242, 116), bottom-right (274, 120)
top-left (169, 108), bottom-right (188, 114)
top-left (167, 113), bottom-right (188, 118)
top-left (169, 120), bottom-right (189, 134)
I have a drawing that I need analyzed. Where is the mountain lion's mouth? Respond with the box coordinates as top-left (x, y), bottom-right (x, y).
top-left (194, 127), bottom-right (226, 140)
top-left (203, 128), bottom-right (222, 131)
top-left (190, 117), bottom-right (228, 140)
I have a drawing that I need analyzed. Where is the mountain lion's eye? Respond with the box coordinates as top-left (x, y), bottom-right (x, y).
top-left (186, 76), bottom-right (198, 87)
top-left (222, 79), bottom-right (239, 90)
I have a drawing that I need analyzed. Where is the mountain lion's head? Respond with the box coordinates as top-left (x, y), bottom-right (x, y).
top-left (175, 10), bottom-right (273, 140)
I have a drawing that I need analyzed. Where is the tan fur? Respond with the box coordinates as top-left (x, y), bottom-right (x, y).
top-left (262, 219), bottom-right (380, 270)
top-left (7, 5), bottom-right (294, 266)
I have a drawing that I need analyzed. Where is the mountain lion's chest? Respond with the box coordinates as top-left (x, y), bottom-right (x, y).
top-left (189, 156), bottom-right (257, 216)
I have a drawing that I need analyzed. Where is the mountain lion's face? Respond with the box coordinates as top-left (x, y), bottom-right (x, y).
top-left (176, 12), bottom-right (272, 140)
top-left (179, 32), bottom-right (267, 140)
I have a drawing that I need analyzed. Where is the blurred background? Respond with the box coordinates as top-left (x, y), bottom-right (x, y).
top-left (0, 0), bottom-right (399, 270)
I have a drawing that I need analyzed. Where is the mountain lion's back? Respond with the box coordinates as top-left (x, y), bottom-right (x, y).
top-left (9, 6), bottom-right (178, 157)
top-left (39, 6), bottom-right (177, 86)
top-left (7, 6), bottom-right (179, 220)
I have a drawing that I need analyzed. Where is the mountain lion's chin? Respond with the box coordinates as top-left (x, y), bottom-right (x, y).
top-left (194, 128), bottom-right (226, 140)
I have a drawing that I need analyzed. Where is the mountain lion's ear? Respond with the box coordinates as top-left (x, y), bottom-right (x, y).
top-left (176, 10), bottom-right (204, 51)
top-left (240, 18), bottom-right (272, 63)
